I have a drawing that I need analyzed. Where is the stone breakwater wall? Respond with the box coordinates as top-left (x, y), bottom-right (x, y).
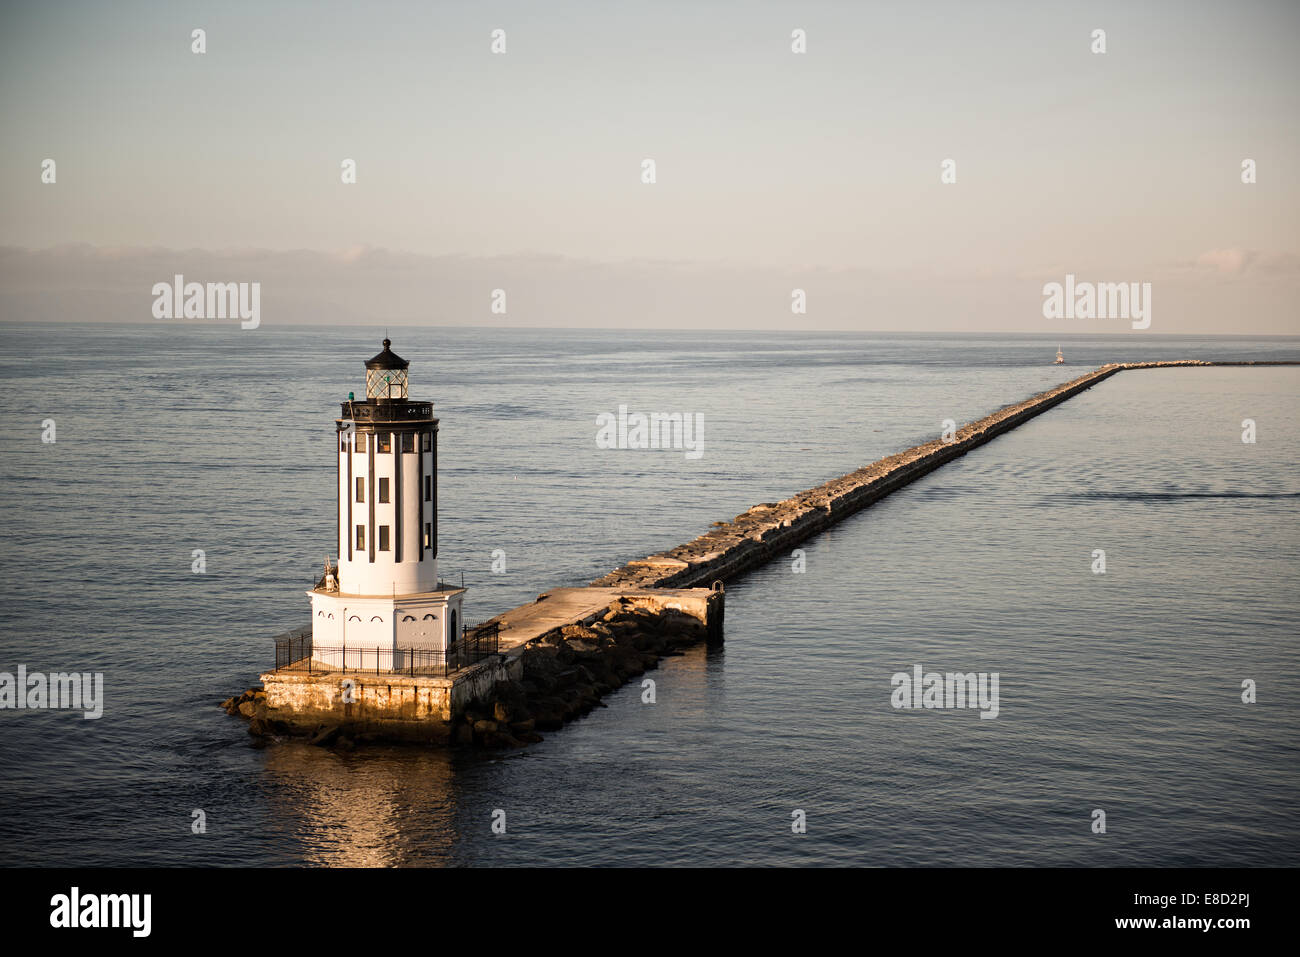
top-left (591, 361), bottom-right (1297, 592)
top-left (593, 365), bottom-right (1116, 590)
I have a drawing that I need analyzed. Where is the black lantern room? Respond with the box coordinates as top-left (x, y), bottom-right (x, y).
top-left (364, 338), bottom-right (410, 400)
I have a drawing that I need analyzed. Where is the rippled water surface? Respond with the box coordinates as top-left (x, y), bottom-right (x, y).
top-left (0, 325), bottom-right (1296, 866)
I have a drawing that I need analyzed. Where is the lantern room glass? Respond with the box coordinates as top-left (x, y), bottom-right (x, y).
top-left (366, 368), bottom-right (408, 399)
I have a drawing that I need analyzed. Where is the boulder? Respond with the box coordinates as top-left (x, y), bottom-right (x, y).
top-left (493, 678), bottom-right (528, 703)
top-left (534, 711), bottom-right (564, 731)
top-left (533, 697), bottom-right (567, 730)
top-left (308, 724), bottom-right (340, 747)
top-left (522, 654), bottom-right (563, 692)
top-left (630, 636), bottom-right (658, 653)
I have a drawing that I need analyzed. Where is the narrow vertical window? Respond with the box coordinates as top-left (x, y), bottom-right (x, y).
top-left (378, 525), bottom-right (390, 551)
top-left (424, 475), bottom-right (431, 502)
top-left (356, 433), bottom-right (367, 452)
top-left (377, 433), bottom-right (391, 453)
top-left (422, 432), bottom-right (431, 451)
top-left (355, 526), bottom-right (365, 550)
top-left (378, 477), bottom-right (390, 503)
top-left (355, 477), bottom-right (364, 502)
top-left (423, 523), bottom-right (431, 549)
top-left (401, 433), bottom-right (414, 453)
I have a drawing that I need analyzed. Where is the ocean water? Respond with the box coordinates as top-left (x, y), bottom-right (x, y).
top-left (0, 324), bottom-right (1296, 866)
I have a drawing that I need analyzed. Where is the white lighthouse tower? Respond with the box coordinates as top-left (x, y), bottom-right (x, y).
top-left (307, 340), bottom-right (465, 667)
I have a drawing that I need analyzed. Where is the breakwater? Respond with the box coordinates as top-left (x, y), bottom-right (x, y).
top-left (235, 360), bottom-right (1296, 747)
top-left (591, 361), bottom-right (1296, 591)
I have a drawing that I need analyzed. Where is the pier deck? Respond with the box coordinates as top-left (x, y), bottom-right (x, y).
top-left (481, 586), bottom-right (721, 656)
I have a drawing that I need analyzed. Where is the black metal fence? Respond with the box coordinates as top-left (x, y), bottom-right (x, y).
top-left (273, 622), bottom-right (500, 677)
top-left (273, 626), bottom-right (312, 670)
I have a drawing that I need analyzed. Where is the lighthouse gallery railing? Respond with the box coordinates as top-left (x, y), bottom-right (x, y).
top-left (273, 623), bottom-right (500, 677)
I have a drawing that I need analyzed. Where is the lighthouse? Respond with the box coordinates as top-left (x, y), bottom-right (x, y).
top-left (308, 340), bottom-right (465, 668)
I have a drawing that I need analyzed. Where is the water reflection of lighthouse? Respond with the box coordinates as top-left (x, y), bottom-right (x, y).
top-left (308, 340), bottom-right (465, 669)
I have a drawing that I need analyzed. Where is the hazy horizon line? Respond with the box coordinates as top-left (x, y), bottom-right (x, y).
top-left (4, 317), bottom-right (1298, 340)
top-left (3, 242), bottom-right (1298, 335)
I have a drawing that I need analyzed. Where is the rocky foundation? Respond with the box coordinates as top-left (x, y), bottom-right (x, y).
top-left (224, 599), bottom-right (708, 749)
top-left (448, 599), bottom-right (706, 748)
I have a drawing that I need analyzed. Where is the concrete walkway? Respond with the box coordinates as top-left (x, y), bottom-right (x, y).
top-left (483, 586), bottom-right (716, 657)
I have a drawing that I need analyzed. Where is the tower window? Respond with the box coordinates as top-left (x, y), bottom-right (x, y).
top-left (356, 433), bottom-right (367, 452)
top-left (401, 433), bottom-right (414, 453)
top-left (378, 477), bottom-right (389, 503)
top-left (377, 434), bottom-right (391, 453)
top-left (355, 525), bottom-right (365, 550)
top-left (424, 476), bottom-right (431, 502)
top-left (378, 525), bottom-right (390, 551)
top-left (424, 523), bottom-right (432, 549)
top-left (339, 433), bottom-right (348, 452)
top-left (422, 432), bottom-right (431, 451)
top-left (355, 477), bottom-right (364, 502)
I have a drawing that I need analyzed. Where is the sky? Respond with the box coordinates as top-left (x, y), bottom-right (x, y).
top-left (1, 0), bottom-right (1298, 332)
